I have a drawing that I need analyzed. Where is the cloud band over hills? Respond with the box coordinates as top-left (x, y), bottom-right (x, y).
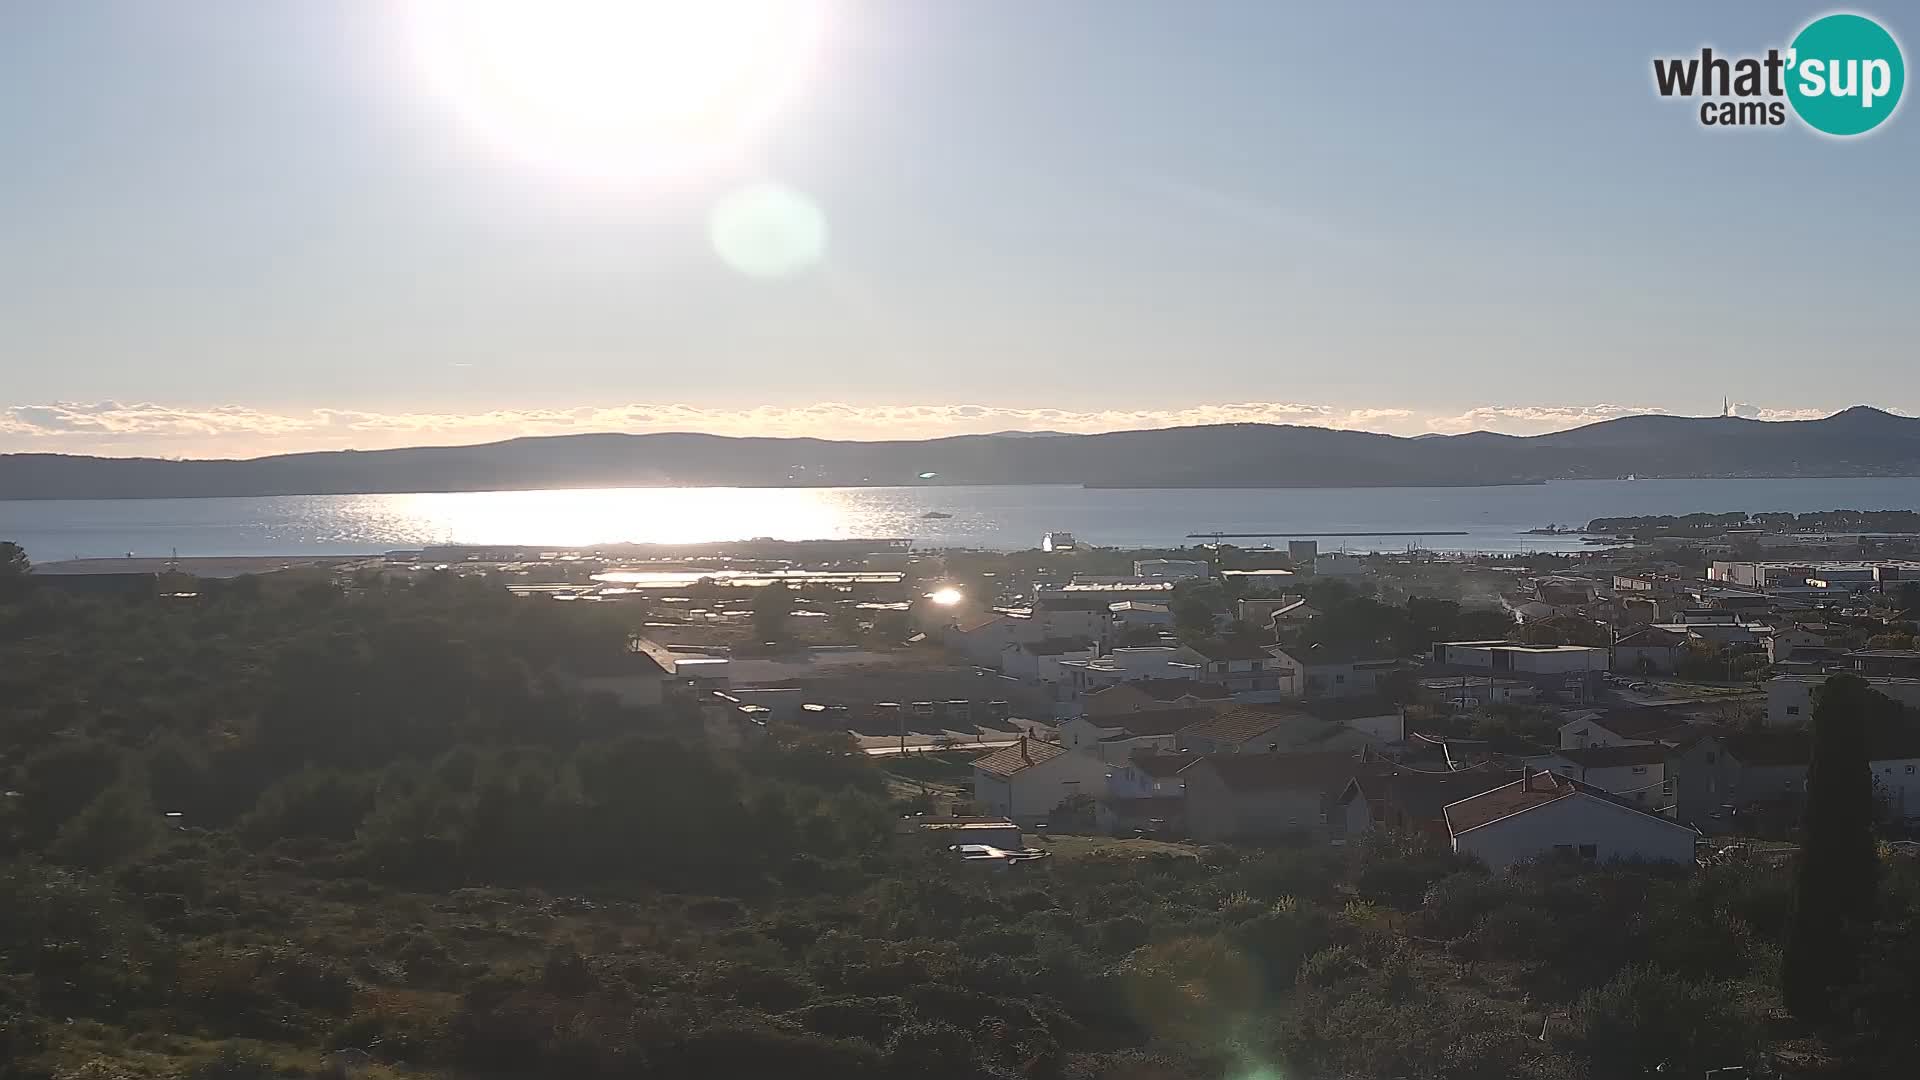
top-left (0, 398), bottom-right (1849, 458)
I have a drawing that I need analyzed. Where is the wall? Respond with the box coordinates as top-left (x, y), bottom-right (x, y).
top-left (1559, 717), bottom-right (1656, 750)
top-left (1185, 767), bottom-right (1325, 842)
top-left (1871, 757), bottom-right (1920, 821)
top-left (973, 753), bottom-right (1113, 826)
top-left (1454, 793), bottom-right (1696, 873)
top-left (1767, 678), bottom-right (1818, 727)
top-left (1612, 644), bottom-right (1681, 674)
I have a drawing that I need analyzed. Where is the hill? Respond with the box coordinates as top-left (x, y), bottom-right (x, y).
top-left (2, 406), bottom-right (1917, 499)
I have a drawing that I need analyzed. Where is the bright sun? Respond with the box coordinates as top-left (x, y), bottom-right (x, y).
top-left (404, 0), bottom-right (829, 182)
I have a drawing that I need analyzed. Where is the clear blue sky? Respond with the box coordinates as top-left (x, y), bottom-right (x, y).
top-left (1, 1), bottom-right (1914, 456)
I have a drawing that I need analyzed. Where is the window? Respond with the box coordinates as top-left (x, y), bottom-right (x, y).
top-left (1705, 752), bottom-right (1717, 764)
top-left (1908, 765), bottom-right (1916, 775)
top-left (1578, 844), bottom-right (1598, 861)
top-left (1334, 674), bottom-right (1346, 684)
top-left (1552, 843), bottom-right (1574, 855)
top-left (1787, 705), bottom-right (1800, 715)
top-left (1631, 765), bottom-right (1648, 775)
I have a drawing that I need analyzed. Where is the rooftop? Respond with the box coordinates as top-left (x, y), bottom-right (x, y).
top-left (1095, 705), bottom-right (1221, 738)
top-left (1445, 769), bottom-right (1688, 836)
top-left (1192, 639), bottom-right (1279, 662)
top-left (1193, 750), bottom-right (1364, 792)
top-left (973, 738), bottom-right (1068, 778)
top-left (1343, 763), bottom-right (1520, 822)
top-left (1180, 705), bottom-right (1321, 745)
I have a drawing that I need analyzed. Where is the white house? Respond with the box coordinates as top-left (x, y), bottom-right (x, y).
top-left (1767, 626), bottom-right (1830, 664)
top-left (1133, 559), bottom-right (1210, 582)
top-left (1610, 626), bottom-right (1688, 674)
top-left (1219, 568), bottom-right (1300, 595)
top-left (971, 737), bottom-right (1113, 826)
top-left (1059, 705), bottom-right (1217, 762)
top-left (1192, 640), bottom-right (1290, 694)
top-left (1444, 771), bottom-right (1699, 873)
top-left (1107, 751), bottom-right (1201, 799)
top-left (1109, 601), bottom-right (1174, 631)
top-left (1268, 645), bottom-right (1398, 700)
top-left (1522, 744), bottom-right (1671, 811)
top-left (1767, 674), bottom-right (1920, 728)
top-left (1000, 637), bottom-right (1098, 684)
top-left (1558, 709), bottom-right (1689, 750)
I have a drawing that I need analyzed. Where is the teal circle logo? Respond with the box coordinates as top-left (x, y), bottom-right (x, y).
top-left (1786, 13), bottom-right (1905, 135)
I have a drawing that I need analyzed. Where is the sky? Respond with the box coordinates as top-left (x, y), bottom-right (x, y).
top-left (1, 1), bottom-right (1916, 458)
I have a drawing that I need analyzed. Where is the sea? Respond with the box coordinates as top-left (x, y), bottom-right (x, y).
top-left (6, 476), bottom-right (1920, 562)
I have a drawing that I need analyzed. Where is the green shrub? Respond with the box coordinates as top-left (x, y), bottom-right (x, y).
top-left (1569, 965), bottom-right (1759, 1074)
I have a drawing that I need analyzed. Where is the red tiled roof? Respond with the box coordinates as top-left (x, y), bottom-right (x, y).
top-left (1445, 771), bottom-right (1582, 833)
top-left (1095, 705), bottom-right (1220, 738)
top-left (973, 738), bottom-right (1068, 777)
top-left (1179, 705), bottom-right (1316, 744)
top-left (1444, 769), bottom-right (1690, 835)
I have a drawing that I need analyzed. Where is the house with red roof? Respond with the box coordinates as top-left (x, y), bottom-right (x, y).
top-left (1444, 770), bottom-right (1699, 872)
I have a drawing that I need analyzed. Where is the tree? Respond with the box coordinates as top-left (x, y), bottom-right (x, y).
top-left (752, 584), bottom-right (793, 642)
top-left (0, 540), bottom-right (28, 600)
top-left (1782, 674), bottom-right (1880, 1020)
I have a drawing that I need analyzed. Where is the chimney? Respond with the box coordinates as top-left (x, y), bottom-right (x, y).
top-left (1019, 735), bottom-right (1031, 764)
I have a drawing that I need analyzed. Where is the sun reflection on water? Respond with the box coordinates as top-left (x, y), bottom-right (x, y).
top-left (379, 486), bottom-right (911, 547)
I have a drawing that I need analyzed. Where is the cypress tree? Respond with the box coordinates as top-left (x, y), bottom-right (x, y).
top-left (1782, 675), bottom-right (1880, 1020)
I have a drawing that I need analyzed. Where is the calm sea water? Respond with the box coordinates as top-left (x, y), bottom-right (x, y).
top-left (6, 477), bottom-right (1920, 561)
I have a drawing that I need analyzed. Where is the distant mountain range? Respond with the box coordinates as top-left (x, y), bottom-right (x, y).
top-left (4, 407), bottom-right (1919, 500)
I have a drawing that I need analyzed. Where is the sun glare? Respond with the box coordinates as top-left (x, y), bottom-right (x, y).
top-left (404, 0), bottom-right (829, 182)
top-left (928, 587), bottom-right (964, 606)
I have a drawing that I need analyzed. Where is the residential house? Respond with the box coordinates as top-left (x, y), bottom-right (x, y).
top-left (1335, 764), bottom-right (1519, 845)
top-left (560, 645), bottom-right (675, 708)
top-left (942, 612), bottom-right (1022, 667)
top-left (1109, 601), bottom-right (1174, 632)
top-left (1421, 676), bottom-right (1537, 708)
top-left (1523, 744), bottom-right (1672, 811)
top-left (1082, 677), bottom-right (1229, 718)
top-left (1767, 626), bottom-right (1830, 664)
top-left (971, 737), bottom-right (1113, 826)
top-left (1000, 636), bottom-right (1097, 685)
top-left (1849, 649), bottom-right (1920, 678)
top-left (1176, 705), bottom-right (1377, 756)
top-left (1444, 771), bottom-right (1699, 872)
top-left (1133, 559), bottom-right (1210, 581)
top-left (1671, 731), bottom-right (1810, 835)
top-left (1558, 708), bottom-right (1693, 750)
top-left (1192, 640), bottom-right (1289, 693)
top-left (1268, 644), bottom-right (1399, 699)
top-left (1304, 696), bottom-right (1408, 742)
top-left (1611, 626), bottom-right (1689, 674)
top-left (1030, 598), bottom-right (1113, 651)
top-left (1099, 752), bottom-right (1200, 834)
top-left (1060, 705), bottom-right (1218, 762)
top-left (1767, 674), bottom-right (1920, 727)
top-left (1184, 750), bottom-right (1366, 843)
